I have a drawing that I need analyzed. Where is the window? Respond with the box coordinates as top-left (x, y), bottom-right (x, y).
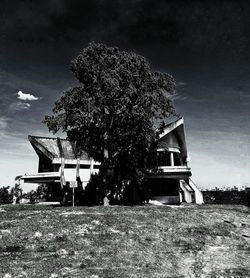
top-left (157, 151), bottom-right (171, 166)
top-left (173, 153), bottom-right (181, 166)
top-left (64, 164), bottom-right (90, 169)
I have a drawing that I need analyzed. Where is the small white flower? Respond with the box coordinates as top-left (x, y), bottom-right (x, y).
top-left (1, 229), bottom-right (12, 236)
top-left (50, 274), bottom-right (59, 278)
top-left (56, 249), bottom-right (68, 256)
top-left (34, 232), bottom-right (42, 238)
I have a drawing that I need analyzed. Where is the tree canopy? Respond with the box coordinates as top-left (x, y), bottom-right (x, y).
top-left (43, 42), bottom-right (175, 200)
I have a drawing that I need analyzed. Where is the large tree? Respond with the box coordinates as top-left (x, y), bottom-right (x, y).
top-left (44, 42), bottom-right (175, 202)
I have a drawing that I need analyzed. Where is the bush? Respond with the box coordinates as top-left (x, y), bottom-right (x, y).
top-left (84, 174), bottom-right (104, 205)
top-left (36, 184), bottom-right (48, 200)
top-left (0, 186), bottom-right (13, 205)
top-left (10, 184), bottom-right (22, 204)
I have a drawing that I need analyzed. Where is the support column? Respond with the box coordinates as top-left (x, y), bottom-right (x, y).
top-left (90, 158), bottom-right (94, 175)
top-left (170, 152), bottom-right (174, 166)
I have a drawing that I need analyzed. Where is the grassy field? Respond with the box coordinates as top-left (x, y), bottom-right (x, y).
top-left (0, 204), bottom-right (249, 278)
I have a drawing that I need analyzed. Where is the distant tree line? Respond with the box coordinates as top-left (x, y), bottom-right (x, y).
top-left (202, 188), bottom-right (250, 205)
top-left (0, 183), bottom-right (48, 205)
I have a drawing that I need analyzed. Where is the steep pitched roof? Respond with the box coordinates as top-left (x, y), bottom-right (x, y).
top-left (153, 114), bottom-right (181, 130)
top-left (28, 117), bottom-right (188, 161)
top-left (158, 117), bottom-right (188, 158)
top-left (28, 136), bottom-right (90, 160)
top-left (159, 117), bottom-right (184, 138)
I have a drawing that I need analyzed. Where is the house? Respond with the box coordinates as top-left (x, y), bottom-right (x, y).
top-left (22, 117), bottom-right (203, 205)
top-left (22, 136), bottom-right (100, 203)
top-left (146, 117), bottom-right (203, 204)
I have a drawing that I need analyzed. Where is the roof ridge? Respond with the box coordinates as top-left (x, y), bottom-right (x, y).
top-left (28, 135), bottom-right (68, 140)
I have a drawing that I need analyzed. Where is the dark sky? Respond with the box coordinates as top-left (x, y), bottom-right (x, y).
top-left (1, 0), bottom-right (250, 190)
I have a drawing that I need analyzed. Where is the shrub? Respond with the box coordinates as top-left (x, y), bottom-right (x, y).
top-left (0, 186), bottom-right (13, 205)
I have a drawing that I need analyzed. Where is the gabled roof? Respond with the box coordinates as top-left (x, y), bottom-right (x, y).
top-left (158, 116), bottom-right (183, 137)
top-left (28, 136), bottom-right (90, 160)
top-left (29, 117), bottom-right (188, 161)
top-left (158, 117), bottom-right (188, 158)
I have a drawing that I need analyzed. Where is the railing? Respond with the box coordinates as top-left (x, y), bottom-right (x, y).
top-left (21, 172), bottom-right (61, 184)
top-left (22, 172), bottom-right (60, 178)
top-left (189, 178), bottom-right (204, 204)
top-left (156, 166), bottom-right (191, 173)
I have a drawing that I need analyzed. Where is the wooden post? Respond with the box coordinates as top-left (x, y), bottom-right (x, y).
top-left (76, 157), bottom-right (80, 179)
top-left (70, 181), bottom-right (76, 208)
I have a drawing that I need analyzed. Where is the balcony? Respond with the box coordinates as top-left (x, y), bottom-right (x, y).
top-left (158, 165), bottom-right (191, 173)
top-left (147, 166), bottom-right (191, 179)
top-left (22, 172), bottom-right (60, 183)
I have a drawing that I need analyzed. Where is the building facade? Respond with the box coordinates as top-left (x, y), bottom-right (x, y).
top-left (22, 117), bottom-right (203, 204)
top-left (146, 117), bottom-right (203, 204)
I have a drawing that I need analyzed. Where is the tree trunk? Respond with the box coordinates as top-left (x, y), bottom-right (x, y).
top-left (102, 117), bottom-right (113, 205)
top-left (102, 147), bottom-right (109, 205)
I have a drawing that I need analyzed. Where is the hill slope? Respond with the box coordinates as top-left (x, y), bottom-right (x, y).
top-left (0, 204), bottom-right (249, 278)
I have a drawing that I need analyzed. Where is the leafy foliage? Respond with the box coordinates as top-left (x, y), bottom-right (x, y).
top-left (43, 42), bottom-right (175, 202)
top-left (36, 184), bottom-right (48, 199)
top-left (11, 183), bottom-right (22, 204)
top-left (0, 186), bottom-right (12, 205)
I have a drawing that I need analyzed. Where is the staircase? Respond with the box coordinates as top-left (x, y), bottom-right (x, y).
top-left (180, 179), bottom-right (204, 204)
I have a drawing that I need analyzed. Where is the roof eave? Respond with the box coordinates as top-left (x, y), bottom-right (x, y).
top-left (28, 135), bottom-right (55, 160)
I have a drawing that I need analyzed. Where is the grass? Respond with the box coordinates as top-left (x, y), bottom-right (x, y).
top-left (0, 204), bottom-right (249, 278)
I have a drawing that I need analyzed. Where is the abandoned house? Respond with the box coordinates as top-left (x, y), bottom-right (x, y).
top-left (21, 117), bottom-right (203, 205)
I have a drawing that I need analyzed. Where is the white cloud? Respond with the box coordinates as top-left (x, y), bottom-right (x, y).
top-left (176, 81), bottom-right (186, 87)
top-left (0, 116), bottom-right (9, 129)
top-left (165, 91), bottom-right (187, 101)
top-left (17, 90), bottom-right (41, 101)
top-left (9, 102), bottom-right (31, 111)
top-left (171, 92), bottom-right (187, 101)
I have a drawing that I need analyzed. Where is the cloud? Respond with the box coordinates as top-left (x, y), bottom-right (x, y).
top-left (176, 81), bottom-right (186, 87)
top-left (166, 91), bottom-right (187, 101)
top-left (171, 92), bottom-right (187, 101)
top-left (17, 91), bottom-right (41, 101)
top-left (0, 116), bottom-right (9, 129)
top-left (9, 102), bottom-right (31, 111)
